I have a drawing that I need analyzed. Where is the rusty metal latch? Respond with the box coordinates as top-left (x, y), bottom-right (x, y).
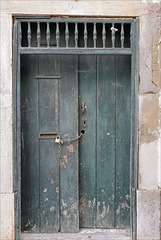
top-left (55, 136), bottom-right (63, 144)
top-left (81, 102), bottom-right (85, 115)
top-left (55, 131), bottom-right (85, 145)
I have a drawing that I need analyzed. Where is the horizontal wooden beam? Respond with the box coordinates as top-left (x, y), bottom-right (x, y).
top-left (19, 18), bottom-right (134, 23)
top-left (19, 48), bottom-right (133, 55)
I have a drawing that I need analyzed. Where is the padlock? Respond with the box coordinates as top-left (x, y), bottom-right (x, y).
top-left (55, 136), bottom-right (60, 143)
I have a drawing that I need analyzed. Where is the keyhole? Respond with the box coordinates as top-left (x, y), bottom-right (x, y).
top-left (81, 130), bottom-right (86, 135)
top-left (84, 120), bottom-right (86, 124)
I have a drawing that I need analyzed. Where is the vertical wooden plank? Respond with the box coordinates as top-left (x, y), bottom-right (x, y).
top-left (131, 18), bottom-right (139, 240)
top-left (21, 55), bottom-right (40, 232)
top-left (59, 55), bottom-right (79, 232)
top-left (97, 55), bottom-right (115, 228)
top-left (39, 138), bottom-right (59, 232)
top-left (115, 55), bottom-right (131, 228)
top-left (38, 79), bottom-right (59, 232)
top-left (38, 55), bottom-right (60, 232)
top-left (19, 22), bottom-right (22, 47)
top-left (13, 20), bottom-right (21, 240)
top-left (79, 55), bottom-right (97, 227)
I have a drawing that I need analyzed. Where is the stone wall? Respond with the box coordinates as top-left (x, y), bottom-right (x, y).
top-left (0, 1), bottom-right (160, 239)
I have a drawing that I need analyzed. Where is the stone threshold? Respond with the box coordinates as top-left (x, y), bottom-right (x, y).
top-left (21, 228), bottom-right (131, 240)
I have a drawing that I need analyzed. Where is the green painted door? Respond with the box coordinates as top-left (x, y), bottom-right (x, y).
top-left (21, 54), bottom-right (131, 233)
top-left (79, 55), bottom-right (131, 229)
top-left (21, 55), bottom-right (79, 233)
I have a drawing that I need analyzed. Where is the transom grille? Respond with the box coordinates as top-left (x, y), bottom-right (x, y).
top-left (19, 19), bottom-right (133, 53)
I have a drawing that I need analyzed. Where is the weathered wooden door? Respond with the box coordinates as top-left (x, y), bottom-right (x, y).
top-left (79, 55), bottom-right (131, 229)
top-left (21, 54), bottom-right (131, 233)
top-left (21, 55), bottom-right (79, 233)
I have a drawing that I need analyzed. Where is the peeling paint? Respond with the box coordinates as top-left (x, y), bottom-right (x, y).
top-left (51, 178), bottom-right (55, 184)
top-left (31, 224), bottom-right (36, 231)
top-left (0, 1), bottom-right (161, 239)
top-left (116, 206), bottom-right (120, 215)
top-left (97, 202), bottom-right (109, 218)
top-left (125, 194), bottom-right (130, 200)
top-left (121, 202), bottom-right (130, 209)
top-left (60, 159), bottom-right (67, 168)
top-left (67, 144), bottom-right (74, 153)
top-left (63, 155), bottom-right (68, 163)
top-left (50, 206), bottom-right (55, 212)
top-left (62, 200), bottom-right (67, 207)
top-left (43, 188), bottom-right (47, 193)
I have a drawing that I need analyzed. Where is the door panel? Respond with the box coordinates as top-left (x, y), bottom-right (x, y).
top-left (79, 55), bottom-right (97, 227)
top-left (21, 55), bottom-right (79, 233)
top-left (40, 139), bottom-right (59, 232)
top-left (59, 55), bottom-right (79, 232)
top-left (97, 55), bottom-right (116, 228)
top-left (38, 55), bottom-right (60, 232)
top-left (79, 55), bottom-right (131, 229)
top-left (115, 55), bottom-right (131, 228)
top-left (21, 55), bottom-right (40, 233)
top-left (21, 54), bottom-right (131, 233)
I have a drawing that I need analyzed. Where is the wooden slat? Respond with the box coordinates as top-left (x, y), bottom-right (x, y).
top-left (56, 22), bottom-right (60, 47)
top-left (46, 22), bottom-right (50, 48)
top-left (37, 22), bottom-right (41, 48)
top-left (59, 55), bottom-right (79, 232)
top-left (19, 22), bottom-right (22, 47)
top-left (115, 55), bottom-right (131, 228)
top-left (79, 55), bottom-right (97, 227)
top-left (84, 22), bottom-right (88, 48)
top-left (130, 23), bottom-right (133, 48)
top-left (40, 139), bottom-right (59, 232)
top-left (65, 22), bottom-right (69, 48)
top-left (102, 23), bottom-right (106, 48)
top-left (74, 23), bottom-right (78, 48)
top-left (38, 55), bottom-right (60, 232)
top-left (93, 23), bottom-right (97, 48)
top-left (97, 55), bottom-right (116, 228)
top-left (27, 22), bottom-right (31, 47)
top-left (121, 23), bottom-right (124, 48)
top-left (21, 55), bottom-right (40, 233)
top-left (111, 23), bottom-right (115, 48)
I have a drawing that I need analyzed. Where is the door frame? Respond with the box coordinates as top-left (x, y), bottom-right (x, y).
top-left (12, 15), bottom-right (139, 240)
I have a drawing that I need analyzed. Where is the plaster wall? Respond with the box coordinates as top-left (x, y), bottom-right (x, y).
top-left (0, 1), bottom-right (161, 239)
